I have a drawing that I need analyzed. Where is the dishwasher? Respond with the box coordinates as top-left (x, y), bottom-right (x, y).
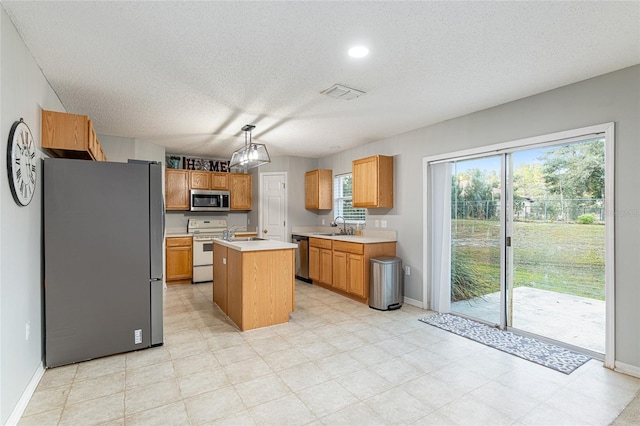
top-left (291, 234), bottom-right (311, 283)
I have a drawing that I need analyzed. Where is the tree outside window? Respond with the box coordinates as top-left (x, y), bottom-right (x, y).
top-left (334, 173), bottom-right (366, 223)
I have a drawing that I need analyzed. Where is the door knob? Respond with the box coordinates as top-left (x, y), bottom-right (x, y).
top-left (263, 229), bottom-right (268, 234)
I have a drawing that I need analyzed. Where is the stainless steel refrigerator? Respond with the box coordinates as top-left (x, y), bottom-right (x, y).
top-left (44, 158), bottom-right (164, 368)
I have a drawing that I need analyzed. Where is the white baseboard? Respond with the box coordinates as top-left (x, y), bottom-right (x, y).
top-left (404, 296), bottom-right (424, 309)
top-left (5, 361), bottom-right (45, 426)
top-left (614, 361), bottom-right (640, 379)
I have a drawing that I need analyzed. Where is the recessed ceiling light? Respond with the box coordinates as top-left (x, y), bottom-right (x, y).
top-left (348, 46), bottom-right (369, 58)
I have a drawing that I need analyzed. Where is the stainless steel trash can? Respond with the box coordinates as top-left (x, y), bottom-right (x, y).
top-left (369, 257), bottom-right (403, 310)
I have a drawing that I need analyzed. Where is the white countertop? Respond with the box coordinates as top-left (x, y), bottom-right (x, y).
top-left (213, 238), bottom-right (297, 252)
top-left (295, 233), bottom-right (396, 244)
top-left (166, 232), bottom-right (192, 238)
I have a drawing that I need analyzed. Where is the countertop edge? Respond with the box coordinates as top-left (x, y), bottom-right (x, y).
top-left (213, 238), bottom-right (297, 252)
top-left (292, 232), bottom-right (397, 244)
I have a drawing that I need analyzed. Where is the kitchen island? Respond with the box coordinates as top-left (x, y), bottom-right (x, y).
top-left (212, 238), bottom-right (297, 331)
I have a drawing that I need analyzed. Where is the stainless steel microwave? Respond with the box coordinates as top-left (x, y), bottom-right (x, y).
top-left (190, 190), bottom-right (230, 211)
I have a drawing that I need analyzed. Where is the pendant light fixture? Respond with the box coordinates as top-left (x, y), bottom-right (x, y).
top-left (229, 124), bottom-right (271, 169)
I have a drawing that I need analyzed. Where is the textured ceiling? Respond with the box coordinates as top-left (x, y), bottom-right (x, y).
top-left (3, 1), bottom-right (639, 159)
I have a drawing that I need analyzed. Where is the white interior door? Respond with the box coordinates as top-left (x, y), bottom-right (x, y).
top-left (259, 172), bottom-right (287, 241)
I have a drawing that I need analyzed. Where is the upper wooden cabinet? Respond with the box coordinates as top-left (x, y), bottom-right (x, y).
top-left (305, 169), bottom-right (333, 210)
top-left (189, 170), bottom-right (229, 190)
top-left (352, 155), bottom-right (393, 208)
top-left (189, 171), bottom-right (210, 189)
top-left (230, 173), bottom-right (252, 210)
top-left (210, 172), bottom-right (229, 190)
top-left (165, 169), bottom-right (189, 210)
top-left (165, 169), bottom-right (250, 211)
top-left (41, 110), bottom-right (107, 161)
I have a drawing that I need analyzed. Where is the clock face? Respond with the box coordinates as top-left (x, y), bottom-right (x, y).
top-left (7, 119), bottom-right (36, 206)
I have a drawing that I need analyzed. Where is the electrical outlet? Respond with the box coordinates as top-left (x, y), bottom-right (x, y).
top-left (375, 220), bottom-right (380, 228)
top-left (381, 220), bottom-right (387, 228)
top-left (223, 257), bottom-right (227, 265)
top-left (322, 219), bottom-right (325, 225)
top-left (25, 321), bottom-right (30, 341)
top-left (134, 329), bottom-right (142, 344)
top-left (248, 218), bottom-right (251, 225)
top-left (405, 266), bottom-right (411, 276)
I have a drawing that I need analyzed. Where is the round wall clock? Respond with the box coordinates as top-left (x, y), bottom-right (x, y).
top-left (7, 118), bottom-right (37, 206)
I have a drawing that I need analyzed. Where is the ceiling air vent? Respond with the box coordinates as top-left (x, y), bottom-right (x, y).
top-left (321, 84), bottom-right (366, 100)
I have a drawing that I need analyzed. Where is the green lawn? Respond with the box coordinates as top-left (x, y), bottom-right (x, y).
top-left (452, 219), bottom-right (605, 300)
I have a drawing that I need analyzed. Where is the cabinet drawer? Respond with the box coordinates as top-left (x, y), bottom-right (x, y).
top-left (309, 237), bottom-right (332, 249)
top-left (166, 237), bottom-right (192, 247)
top-left (332, 241), bottom-right (364, 255)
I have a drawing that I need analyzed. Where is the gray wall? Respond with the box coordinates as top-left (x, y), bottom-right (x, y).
top-left (0, 9), bottom-right (65, 424)
top-left (99, 135), bottom-right (165, 164)
top-left (318, 65), bottom-right (640, 368)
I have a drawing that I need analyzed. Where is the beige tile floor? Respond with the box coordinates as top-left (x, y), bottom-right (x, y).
top-left (18, 281), bottom-right (640, 425)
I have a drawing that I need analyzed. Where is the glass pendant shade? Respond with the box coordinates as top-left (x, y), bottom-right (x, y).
top-left (229, 125), bottom-right (271, 169)
top-left (229, 143), bottom-right (270, 169)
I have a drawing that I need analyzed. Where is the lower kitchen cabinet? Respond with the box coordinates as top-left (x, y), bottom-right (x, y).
top-left (310, 237), bottom-right (396, 304)
top-left (213, 244), bottom-right (228, 311)
top-left (309, 238), bottom-right (332, 286)
top-left (166, 236), bottom-right (193, 284)
top-left (332, 251), bottom-right (347, 291)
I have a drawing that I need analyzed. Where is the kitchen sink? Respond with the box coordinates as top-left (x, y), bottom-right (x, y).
top-left (313, 232), bottom-right (353, 237)
top-left (230, 237), bottom-right (266, 242)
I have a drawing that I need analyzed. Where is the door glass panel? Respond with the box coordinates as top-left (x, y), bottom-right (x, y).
top-left (450, 156), bottom-right (502, 325)
top-left (508, 139), bottom-right (605, 353)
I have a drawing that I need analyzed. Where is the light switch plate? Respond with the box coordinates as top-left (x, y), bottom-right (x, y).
top-left (375, 220), bottom-right (380, 228)
top-left (381, 220), bottom-right (387, 228)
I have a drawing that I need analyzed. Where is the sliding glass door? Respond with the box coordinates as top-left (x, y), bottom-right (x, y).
top-left (435, 135), bottom-right (607, 355)
top-left (449, 156), bottom-right (503, 325)
top-left (507, 139), bottom-right (605, 353)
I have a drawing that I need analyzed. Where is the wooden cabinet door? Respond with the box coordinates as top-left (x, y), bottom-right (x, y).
top-left (309, 246), bottom-right (320, 282)
top-left (42, 110), bottom-right (88, 153)
top-left (166, 245), bottom-right (192, 282)
top-left (211, 172), bottom-right (229, 190)
top-left (352, 155), bottom-right (393, 208)
top-left (213, 244), bottom-right (228, 311)
top-left (165, 169), bottom-right (189, 210)
top-left (347, 253), bottom-right (366, 298)
top-left (332, 251), bottom-right (348, 291)
top-left (305, 171), bottom-right (319, 209)
top-left (320, 248), bottom-right (333, 285)
top-left (305, 169), bottom-right (333, 210)
top-left (230, 173), bottom-right (252, 210)
top-left (353, 156), bottom-right (378, 207)
top-left (190, 171), bottom-right (210, 189)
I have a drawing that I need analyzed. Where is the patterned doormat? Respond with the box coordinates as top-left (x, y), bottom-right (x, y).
top-left (419, 313), bottom-right (591, 374)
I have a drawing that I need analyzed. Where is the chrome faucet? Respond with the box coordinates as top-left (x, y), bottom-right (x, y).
top-left (224, 225), bottom-right (242, 241)
top-left (331, 216), bottom-right (347, 234)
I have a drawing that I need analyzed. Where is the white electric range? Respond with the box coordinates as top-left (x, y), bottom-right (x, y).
top-left (187, 218), bottom-right (227, 283)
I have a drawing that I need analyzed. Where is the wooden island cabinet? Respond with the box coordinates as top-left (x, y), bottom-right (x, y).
top-left (213, 239), bottom-right (296, 331)
top-left (166, 236), bottom-right (193, 284)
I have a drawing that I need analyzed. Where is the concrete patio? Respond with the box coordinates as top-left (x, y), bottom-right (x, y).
top-left (451, 287), bottom-right (605, 354)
